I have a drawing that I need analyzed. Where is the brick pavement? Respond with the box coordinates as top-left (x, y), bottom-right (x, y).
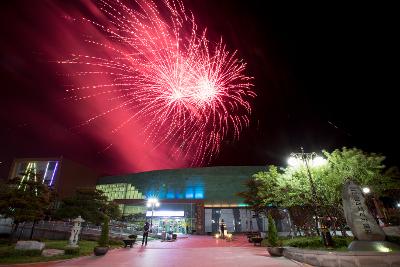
top-left (8, 235), bottom-right (301, 267)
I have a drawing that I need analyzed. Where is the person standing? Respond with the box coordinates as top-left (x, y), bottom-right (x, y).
top-left (142, 222), bottom-right (150, 246)
top-left (220, 219), bottom-right (225, 238)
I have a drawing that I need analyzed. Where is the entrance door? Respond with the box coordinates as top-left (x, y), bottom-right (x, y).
top-left (157, 218), bottom-right (186, 234)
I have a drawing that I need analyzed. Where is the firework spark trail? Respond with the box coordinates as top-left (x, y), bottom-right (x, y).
top-left (59, 0), bottom-right (256, 165)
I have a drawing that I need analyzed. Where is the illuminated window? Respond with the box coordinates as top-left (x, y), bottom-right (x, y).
top-left (96, 183), bottom-right (145, 201)
top-left (14, 161), bottom-right (59, 187)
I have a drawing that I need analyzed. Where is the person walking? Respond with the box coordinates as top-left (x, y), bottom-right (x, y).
top-left (142, 222), bottom-right (150, 246)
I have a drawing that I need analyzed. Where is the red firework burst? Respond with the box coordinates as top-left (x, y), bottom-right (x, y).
top-left (58, 0), bottom-right (255, 165)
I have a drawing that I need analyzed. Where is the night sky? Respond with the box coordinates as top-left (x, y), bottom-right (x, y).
top-left (0, 0), bottom-right (398, 177)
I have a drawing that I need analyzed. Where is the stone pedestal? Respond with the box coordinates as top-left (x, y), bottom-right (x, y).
top-left (342, 180), bottom-right (399, 252)
top-left (15, 240), bottom-right (45, 251)
top-left (42, 249), bottom-right (65, 257)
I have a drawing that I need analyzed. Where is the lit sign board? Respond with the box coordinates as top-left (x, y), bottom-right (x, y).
top-left (146, 211), bottom-right (184, 217)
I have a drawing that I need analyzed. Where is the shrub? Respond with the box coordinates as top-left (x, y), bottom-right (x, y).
top-left (387, 235), bottom-right (400, 245)
top-left (0, 239), bottom-right (10, 245)
top-left (98, 216), bottom-right (109, 247)
top-left (109, 239), bottom-right (124, 246)
top-left (267, 214), bottom-right (280, 246)
top-left (283, 237), bottom-right (323, 248)
top-left (332, 236), bottom-right (352, 247)
top-left (0, 246), bottom-right (14, 257)
top-left (64, 247), bottom-right (80, 255)
top-left (283, 236), bottom-right (353, 249)
top-left (13, 249), bottom-right (43, 257)
top-left (261, 238), bottom-right (269, 247)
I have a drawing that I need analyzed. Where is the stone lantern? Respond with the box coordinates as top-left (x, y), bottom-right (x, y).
top-left (68, 216), bottom-right (85, 248)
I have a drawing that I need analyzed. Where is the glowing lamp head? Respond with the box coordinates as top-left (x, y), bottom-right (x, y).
top-left (287, 156), bottom-right (301, 168)
top-left (362, 187), bottom-right (371, 194)
top-left (396, 202), bottom-right (400, 208)
top-left (311, 156), bottom-right (327, 167)
top-left (146, 197), bottom-right (160, 207)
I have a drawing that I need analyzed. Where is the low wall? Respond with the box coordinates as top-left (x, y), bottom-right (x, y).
top-left (0, 220), bottom-right (139, 241)
top-left (283, 247), bottom-right (400, 267)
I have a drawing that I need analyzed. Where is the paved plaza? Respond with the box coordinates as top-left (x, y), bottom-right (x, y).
top-left (14, 235), bottom-right (302, 267)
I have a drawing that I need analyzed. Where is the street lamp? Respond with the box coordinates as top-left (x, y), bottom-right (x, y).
top-left (146, 198), bottom-right (160, 231)
top-left (288, 147), bottom-right (327, 236)
top-left (362, 187), bottom-right (371, 194)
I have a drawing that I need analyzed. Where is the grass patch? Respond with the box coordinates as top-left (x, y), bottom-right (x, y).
top-left (259, 236), bottom-right (354, 250)
top-left (0, 240), bottom-right (123, 265)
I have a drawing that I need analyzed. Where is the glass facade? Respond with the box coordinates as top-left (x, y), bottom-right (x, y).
top-left (96, 166), bottom-right (271, 233)
top-left (204, 208), bottom-right (264, 233)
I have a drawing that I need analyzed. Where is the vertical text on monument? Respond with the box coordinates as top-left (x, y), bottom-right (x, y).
top-left (342, 180), bottom-right (385, 241)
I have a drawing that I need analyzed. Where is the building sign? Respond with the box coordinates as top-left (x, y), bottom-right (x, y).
top-left (195, 203), bottom-right (205, 234)
top-left (146, 210), bottom-right (184, 217)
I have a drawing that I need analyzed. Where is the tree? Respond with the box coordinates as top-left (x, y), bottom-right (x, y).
top-left (267, 214), bottom-right (278, 247)
top-left (98, 215), bottom-right (109, 247)
top-left (55, 187), bottom-right (121, 224)
top-left (0, 177), bottom-right (50, 240)
top-left (237, 177), bottom-right (266, 214)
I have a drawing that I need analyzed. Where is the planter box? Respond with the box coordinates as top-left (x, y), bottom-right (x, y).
top-left (283, 247), bottom-right (400, 267)
top-left (94, 246), bottom-right (109, 256)
top-left (267, 247), bottom-right (284, 257)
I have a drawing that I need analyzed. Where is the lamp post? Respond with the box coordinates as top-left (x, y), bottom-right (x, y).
top-left (147, 198), bottom-right (160, 231)
top-left (288, 147), bottom-right (327, 236)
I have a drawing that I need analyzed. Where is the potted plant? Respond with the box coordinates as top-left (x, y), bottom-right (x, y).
top-left (266, 214), bottom-right (283, 257)
top-left (94, 216), bottom-right (109, 256)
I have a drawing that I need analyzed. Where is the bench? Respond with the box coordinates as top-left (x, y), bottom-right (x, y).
top-left (251, 237), bottom-right (263, 246)
top-left (123, 239), bottom-right (136, 248)
top-left (246, 232), bottom-right (260, 243)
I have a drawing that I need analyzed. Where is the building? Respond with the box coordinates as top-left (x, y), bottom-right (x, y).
top-left (8, 157), bottom-right (99, 199)
top-left (96, 166), bottom-right (269, 234)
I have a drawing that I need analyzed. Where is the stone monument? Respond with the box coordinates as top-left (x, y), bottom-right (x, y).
top-left (67, 216), bottom-right (85, 248)
top-left (15, 240), bottom-right (45, 251)
top-left (342, 180), bottom-right (400, 251)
